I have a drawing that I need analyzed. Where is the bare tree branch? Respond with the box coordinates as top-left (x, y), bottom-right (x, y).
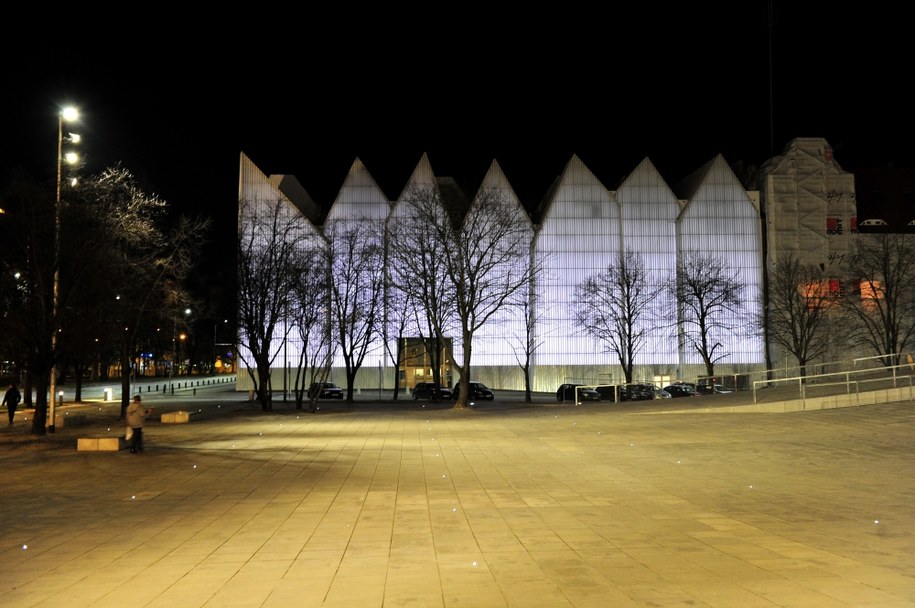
top-left (576, 250), bottom-right (662, 383)
top-left (841, 233), bottom-right (915, 366)
top-left (763, 255), bottom-right (836, 377)
top-left (237, 197), bottom-right (319, 411)
top-left (674, 251), bottom-right (747, 377)
top-left (327, 219), bottom-right (386, 402)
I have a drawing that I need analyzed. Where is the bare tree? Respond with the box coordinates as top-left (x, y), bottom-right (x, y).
top-left (509, 272), bottom-right (545, 402)
top-left (0, 169), bottom-right (52, 416)
top-left (237, 197), bottom-right (315, 411)
top-left (387, 187), bottom-right (457, 399)
top-left (381, 282), bottom-right (420, 400)
top-left (0, 165), bottom-right (207, 433)
top-left (287, 246), bottom-right (334, 411)
top-left (444, 186), bottom-right (536, 408)
top-left (674, 251), bottom-right (747, 377)
top-left (764, 255), bottom-right (836, 377)
top-left (842, 233), bottom-right (915, 366)
top-left (576, 250), bottom-right (662, 384)
top-left (326, 220), bottom-right (385, 402)
top-left (83, 167), bottom-right (207, 420)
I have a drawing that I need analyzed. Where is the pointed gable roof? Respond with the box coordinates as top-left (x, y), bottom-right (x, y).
top-left (238, 151), bottom-right (321, 238)
top-left (239, 152), bottom-right (305, 217)
top-left (677, 154), bottom-right (759, 219)
top-left (673, 156), bottom-right (717, 200)
top-left (534, 154), bottom-right (609, 224)
top-left (617, 157), bottom-right (677, 198)
top-left (395, 153), bottom-right (437, 200)
top-left (324, 157), bottom-right (391, 223)
top-left (475, 159), bottom-right (533, 229)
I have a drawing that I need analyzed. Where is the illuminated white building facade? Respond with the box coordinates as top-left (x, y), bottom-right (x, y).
top-left (237, 137), bottom-right (853, 393)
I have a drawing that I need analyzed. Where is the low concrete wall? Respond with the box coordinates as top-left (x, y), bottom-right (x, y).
top-left (658, 383), bottom-right (914, 414)
top-left (77, 436), bottom-right (126, 452)
top-left (55, 413), bottom-right (89, 428)
top-left (160, 410), bottom-right (191, 424)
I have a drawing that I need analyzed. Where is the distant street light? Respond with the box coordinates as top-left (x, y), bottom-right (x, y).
top-left (48, 106), bottom-right (79, 433)
top-left (213, 319), bottom-right (227, 374)
top-left (169, 308), bottom-right (191, 394)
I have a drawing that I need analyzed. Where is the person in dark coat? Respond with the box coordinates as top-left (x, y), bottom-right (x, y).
top-left (3, 383), bottom-right (21, 425)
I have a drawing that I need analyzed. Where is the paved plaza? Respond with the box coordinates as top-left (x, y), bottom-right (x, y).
top-left (1, 387), bottom-right (913, 607)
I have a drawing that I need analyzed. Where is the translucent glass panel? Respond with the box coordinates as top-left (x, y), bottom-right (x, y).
top-left (678, 159), bottom-right (764, 365)
top-left (237, 153), bottom-right (325, 374)
top-left (535, 158), bottom-right (621, 366)
top-left (618, 159), bottom-right (679, 364)
top-left (325, 160), bottom-right (391, 369)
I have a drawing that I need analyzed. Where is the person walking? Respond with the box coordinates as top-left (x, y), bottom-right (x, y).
top-left (3, 383), bottom-right (21, 425)
top-left (126, 394), bottom-right (152, 453)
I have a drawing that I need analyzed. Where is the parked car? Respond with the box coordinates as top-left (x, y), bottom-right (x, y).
top-left (618, 383), bottom-right (657, 401)
top-left (412, 382), bottom-right (452, 400)
top-left (653, 387), bottom-right (672, 399)
top-left (664, 384), bottom-right (702, 398)
top-left (594, 385), bottom-right (617, 401)
top-left (633, 383), bottom-right (670, 399)
top-left (556, 383), bottom-right (602, 402)
top-left (696, 381), bottom-right (733, 394)
top-left (452, 381), bottom-right (494, 401)
top-left (308, 382), bottom-right (344, 399)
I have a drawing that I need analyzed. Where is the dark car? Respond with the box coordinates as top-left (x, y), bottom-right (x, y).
top-left (452, 381), bottom-right (494, 401)
top-left (308, 382), bottom-right (344, 399)
top-left (594, 385), bottom-right (618, 401)
top-left (618, 383), bottom-right (656, 401)
top-left (697, 383), bottom-right (733, 394)
top-left (412, 382), bottom-right (453, 400)
top-left (664, 384), bottom-right (702, 398)
top-left (633, 383), bottom-right (670, 399)
top-left (556, 383), bottom-right (602, 402)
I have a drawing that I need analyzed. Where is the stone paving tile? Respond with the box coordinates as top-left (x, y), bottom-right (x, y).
top-left (1, 389), bottom-right (914, 607)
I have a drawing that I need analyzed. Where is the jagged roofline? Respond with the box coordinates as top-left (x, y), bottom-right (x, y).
top-left (240, 143), bottom-right (800, 221)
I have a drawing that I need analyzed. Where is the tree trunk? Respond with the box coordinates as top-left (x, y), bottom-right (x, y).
top-left (29, 374), bottom-right (49, 435)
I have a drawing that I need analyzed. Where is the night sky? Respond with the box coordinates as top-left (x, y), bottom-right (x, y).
top-left (5, 3), bottom-right (912, 239)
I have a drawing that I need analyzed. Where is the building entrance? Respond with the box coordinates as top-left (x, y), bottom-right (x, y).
top-left (398, 337), bottom-right (453, 390)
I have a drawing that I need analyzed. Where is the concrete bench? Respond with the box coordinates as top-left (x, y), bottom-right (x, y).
top-left (160, 410), bottom-right (192, 424)
top-left (77, 436), bottom-right (126, 452)
top-left (56, 413), bottom-right (89, 428)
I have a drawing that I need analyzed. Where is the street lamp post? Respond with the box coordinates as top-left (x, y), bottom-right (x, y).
top-left (169, 308), bottom-right (191, 394)
top-left (48, 106), bottom-right (79, 433)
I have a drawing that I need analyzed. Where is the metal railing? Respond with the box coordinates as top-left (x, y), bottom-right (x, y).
top-left (752, 364), bottom-right (914, 407)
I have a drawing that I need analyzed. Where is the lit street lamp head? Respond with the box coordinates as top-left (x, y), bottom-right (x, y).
top-left (61, 106), bottom-right (78, 122)
top-left (48, 104), bottom-right (81, 434)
